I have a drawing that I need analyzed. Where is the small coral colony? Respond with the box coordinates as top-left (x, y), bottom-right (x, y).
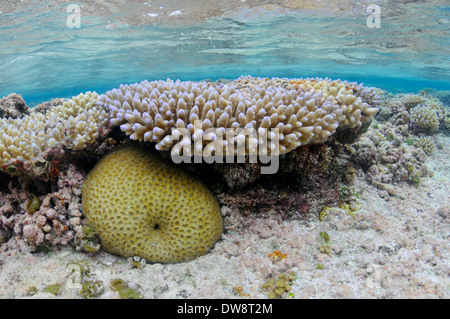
top-left (0, 76), bottom-right (447, 262)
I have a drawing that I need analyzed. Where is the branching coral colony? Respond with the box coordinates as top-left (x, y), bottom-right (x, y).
top-left (1, 76), bottom-right (379, 168)
top-left (100, 76), bottom-right (378, 156)
top-left (0, 75), bottom-right (393, 255)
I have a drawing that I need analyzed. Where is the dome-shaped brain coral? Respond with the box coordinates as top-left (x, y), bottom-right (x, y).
top-left (81, 144), bottom-right (223, 263)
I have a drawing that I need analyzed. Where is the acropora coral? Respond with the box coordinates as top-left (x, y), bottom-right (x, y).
top-left (401, 94), bottom-right (425, 109)
top-left (99, 77), bottom-right (378, 157)
top-left (0, 92), bottom-right (109, 166)
top-left (415, 136), bottom-right (435, 155)
top-left (409, 104), bottom-right (440, 133)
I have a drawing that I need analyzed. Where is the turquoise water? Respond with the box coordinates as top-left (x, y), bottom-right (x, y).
top-left (0, 0), bottom-right (449, 106)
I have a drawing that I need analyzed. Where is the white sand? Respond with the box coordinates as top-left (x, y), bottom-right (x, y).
top-left (0, 134), bottom-right (448, 299)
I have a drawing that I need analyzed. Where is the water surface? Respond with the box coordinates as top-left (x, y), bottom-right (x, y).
top-left (0, 0), bottom-right (449, 105)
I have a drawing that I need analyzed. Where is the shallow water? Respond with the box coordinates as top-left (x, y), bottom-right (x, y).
top-left (1, 1), bottom-right (450, 300)
top-left (0, 0), bottom-right (449, 105)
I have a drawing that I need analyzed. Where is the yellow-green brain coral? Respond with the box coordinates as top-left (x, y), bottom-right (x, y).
top-left (81, 144), bottom-right (223, 263)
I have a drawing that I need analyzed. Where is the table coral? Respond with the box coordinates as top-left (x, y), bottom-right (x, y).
top-left (99, 76), bottom-right (378, 157)
top-left (81, 144), bottom-right (223, 263)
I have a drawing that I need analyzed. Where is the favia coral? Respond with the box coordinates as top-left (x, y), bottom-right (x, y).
top-left (0, 92), bottom-right (109, 166)
top-left (81, 144), bottom-right (223, 263)
top-left (98, 77), bottom-right (378, 157)
top-left (409, 105), bottom-right (440, 133)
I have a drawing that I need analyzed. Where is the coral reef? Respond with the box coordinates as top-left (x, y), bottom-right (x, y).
top-left (409, 104), bottom-right (440, 133)
top-left (401, 94), bottom-right (425, 110)
top-left (415, 136), bottom-right (435, 155)
top-left (0, 75), bottom-right (379, 257)
top-left (0, 92), bottom-right (110, 167)
top-left (100, 77), bottom-right (378, 157)
top-left (81, 144), bottom-right (223, 263)
top-left (0, 93), bottom-right (29, 119)
top-left (1, 76), bottom-right (449, 298)
top-left (1, 75), bottom-right (446, 266)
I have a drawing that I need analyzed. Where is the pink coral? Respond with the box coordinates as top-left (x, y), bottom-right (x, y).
top-left (0, 164), bottom-right (85, 252)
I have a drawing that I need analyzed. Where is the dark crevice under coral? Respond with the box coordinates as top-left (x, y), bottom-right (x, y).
top-left (214, 141), bottom-right (353, 231)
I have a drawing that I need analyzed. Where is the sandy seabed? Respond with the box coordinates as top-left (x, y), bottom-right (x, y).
top-left (0, 135), bottom-right (448, 299)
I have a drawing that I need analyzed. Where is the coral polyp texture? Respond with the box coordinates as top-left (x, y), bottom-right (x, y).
top-left (81, 144), bottom-right (223, 263)
top-left (99, 76), bottom-right (379, 156)
top-left (415, 136), bottom-right (435, 155)
top-left (409, 104), bottom-right (440, 133)
top-left (0, 93), bottom-right (29, 119)
top-left (401, 94), bottom-right (426, 109)
top-left (0, 92), bottom-right (108, 166)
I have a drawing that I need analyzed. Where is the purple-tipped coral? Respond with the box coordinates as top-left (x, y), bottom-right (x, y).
top-left (98, 77), bottom-right (378, 157)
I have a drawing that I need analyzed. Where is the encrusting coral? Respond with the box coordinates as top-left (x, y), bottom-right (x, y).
top-left (81, 144), bottom-right (223, 263)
